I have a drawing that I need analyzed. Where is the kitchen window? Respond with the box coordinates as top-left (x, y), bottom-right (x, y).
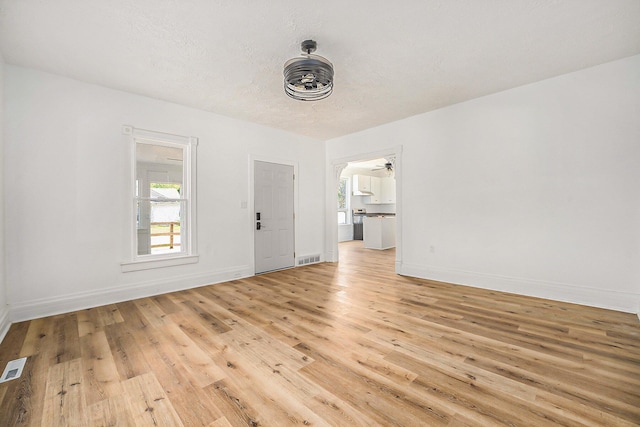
top-left (121, 126), bottom-right (199, 272)
top-left (338, 177), bottom-right (350, 224)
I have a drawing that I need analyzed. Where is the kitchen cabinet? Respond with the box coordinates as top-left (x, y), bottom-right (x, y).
top-left (352, 175), bottom-right (372, 194)
top-left (363, 216), bottom-right (396, 250)
top-left (368, 177), bottom-right (381, 203)
top-left (367, 177), bottom-right (395, 204)
top-left (380, 177), bottom-right (396, 203)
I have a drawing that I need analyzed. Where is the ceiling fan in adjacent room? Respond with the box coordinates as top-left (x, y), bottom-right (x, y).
top-left (371, 162), bottom-right (394, 176)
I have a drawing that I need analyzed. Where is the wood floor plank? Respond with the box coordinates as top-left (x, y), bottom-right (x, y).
top-left (19, 318), bottom-right (54, 358)
top-left (133, 298), bottom-right (172, 329)
top-left (121, 372), bottom-right (183, 427)
top-left (79, 330), bottom-right (124, 406)
top-left (115, 300), bottom-right (151, 331)
top-left (0, 323), bottom-right (41, 425)
top-left (132, 324), bottom-right (226, 426)
top-left (153, 322), bottom-right (226, 388)
top-left (464, 351), bottom-right (640, 422)
top-left (95, 304), bottom-right (125, 329)
top-left (217, 322), bottom-right (313, 373)
top-left (17, 322), bottom-right (63, 425)
top-left (49, 314), bottom-right (81, 367)
top-left (297, 344), bottom-right (453, 426)
top-left (0, 354), bottom-right (39, 425)
top-left (103, 321), bottom-right (151, 381)
top-left (76, 310), bottom-right (98, 338)
top-left (41, 358), bottom-right (87, 427)
top-left (167, 310), bottom-right (229, 357)
top-left (87, 394), bottom-right (135, 426)
top-left (0, 321), bottom-right (30, 368)
top-left (181, 298), bottom-right (233, 334)
top-left (385, 349), bottom-right (585, 427)
top-left (150, 293), bottom-right (183, 316)
top-left (205, 338), bottom-right (328, 427)
top-left (0, 241), bottom-right (638, 426)
top-left (209, 416), bottom-right (234, 427)
top-left (204, 379), bottom-right (263, 427)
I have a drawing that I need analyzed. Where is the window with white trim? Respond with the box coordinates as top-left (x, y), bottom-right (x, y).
top-left (122, 127), bottom-right (198, 271)
top-left (337, 177), bottom-right (350, 224)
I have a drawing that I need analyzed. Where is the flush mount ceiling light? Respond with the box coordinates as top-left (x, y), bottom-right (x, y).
top-left (284, 40), bottom-right (334, 101)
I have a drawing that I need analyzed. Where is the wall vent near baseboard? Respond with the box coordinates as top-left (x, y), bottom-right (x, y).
top-left (297, 254), bottom-right (321, 266)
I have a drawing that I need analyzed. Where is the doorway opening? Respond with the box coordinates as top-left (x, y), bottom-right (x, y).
top-left (332, 150), bottom-right (402, 272)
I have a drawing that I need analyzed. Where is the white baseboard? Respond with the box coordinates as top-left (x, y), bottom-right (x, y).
top-left (0, 307), bottom-right (11, 344)
top-left (10, 265), bottom-right (253, 323)
top-left (399, 263), bottom-right (639, 314)
top-left (4, 262), bottom-right (637, 340)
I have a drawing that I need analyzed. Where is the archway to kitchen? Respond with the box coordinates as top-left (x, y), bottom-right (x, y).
top-left (329, 147), bottom-right (403, 273)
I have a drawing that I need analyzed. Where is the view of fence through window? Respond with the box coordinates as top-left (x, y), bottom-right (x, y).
top-left (149, 183), bottom-right (182, 253)
top-left (136, 141), bottom-right (186, 256)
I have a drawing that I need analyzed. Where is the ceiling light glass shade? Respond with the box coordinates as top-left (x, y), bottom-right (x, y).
top-left (284, 42), bottom-right (334, 101)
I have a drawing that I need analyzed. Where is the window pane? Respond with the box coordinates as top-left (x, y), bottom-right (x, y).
top-left (338, 178), bottom-right (347, 209)
top-left (137, 200), bottom-right (185, 255)
top-left (129, 127), bottom-right (197, 266)
top-left (136, 144), bottom-right (183, 172)
top-left (135, 141), bottom-right (186, 256)
top-left (338, 211), bottom-right (347, 224)
top-left (150, 183), bottom-right (181, 198)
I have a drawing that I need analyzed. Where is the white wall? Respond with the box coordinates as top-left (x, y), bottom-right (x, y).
top-left (338, 225), bottom-right (353, 242)
top-left (4, 66), bottom-right (325, 321)
top-left (327, 55), bottom-right (640, 313)
top-left (0, 55), bottom-right (9, 340)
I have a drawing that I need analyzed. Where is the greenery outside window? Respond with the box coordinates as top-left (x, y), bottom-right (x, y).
top-left (338, 177), bottom-right (350, 224)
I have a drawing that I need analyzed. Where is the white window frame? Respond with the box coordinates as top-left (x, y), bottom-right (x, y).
top-left (338, 176), bottom-right (351, 225)
top-left (121, 126), bottom-right (199, 272)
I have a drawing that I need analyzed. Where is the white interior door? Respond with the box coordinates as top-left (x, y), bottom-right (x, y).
top-left (254, 161), bottom-right (295, 274)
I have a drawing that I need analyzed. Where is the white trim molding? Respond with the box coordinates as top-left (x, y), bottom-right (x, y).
top-left (10, 265), bottom-right (252, 323)
top-left (122, 125), bottom-right (199, 271)
top-left (0, 307), bottom-right (11, 344)
top-left (121, 255), bottom-right (199, 272)
top-left (400, 263), bottom-right (640, 314)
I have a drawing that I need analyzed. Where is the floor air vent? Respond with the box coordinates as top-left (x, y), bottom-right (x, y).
top-left (0, 357), bottom-right (27, 383)
top-left (298, 254), bottom-right (321, 265)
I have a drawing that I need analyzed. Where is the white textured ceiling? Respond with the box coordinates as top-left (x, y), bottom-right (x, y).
top-left (1, 1), bottom-right (639, 140)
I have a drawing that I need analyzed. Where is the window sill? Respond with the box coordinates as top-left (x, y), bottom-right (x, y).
top-left (121, 254), bottom-right (199, 272)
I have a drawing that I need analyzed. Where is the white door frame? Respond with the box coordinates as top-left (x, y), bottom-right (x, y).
top-left (327, 146), bottom-right (403, 273)
top-left (249, 154), bottom-right (299, 274)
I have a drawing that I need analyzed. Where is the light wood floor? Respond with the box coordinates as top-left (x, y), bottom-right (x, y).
top-left (1, 241), bottom-right (639, 426)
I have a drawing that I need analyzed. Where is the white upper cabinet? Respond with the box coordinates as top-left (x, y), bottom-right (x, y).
top-left (368, 177), bottom-right (395, 204)
top-left (353, 174), bottom-right (395, 204)
top-left (352, 175), bottom-right (372, 194)
top-left (381, 177), bottom-right (396, 204)
top-left (368, 177), bottom-right (381, 203)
